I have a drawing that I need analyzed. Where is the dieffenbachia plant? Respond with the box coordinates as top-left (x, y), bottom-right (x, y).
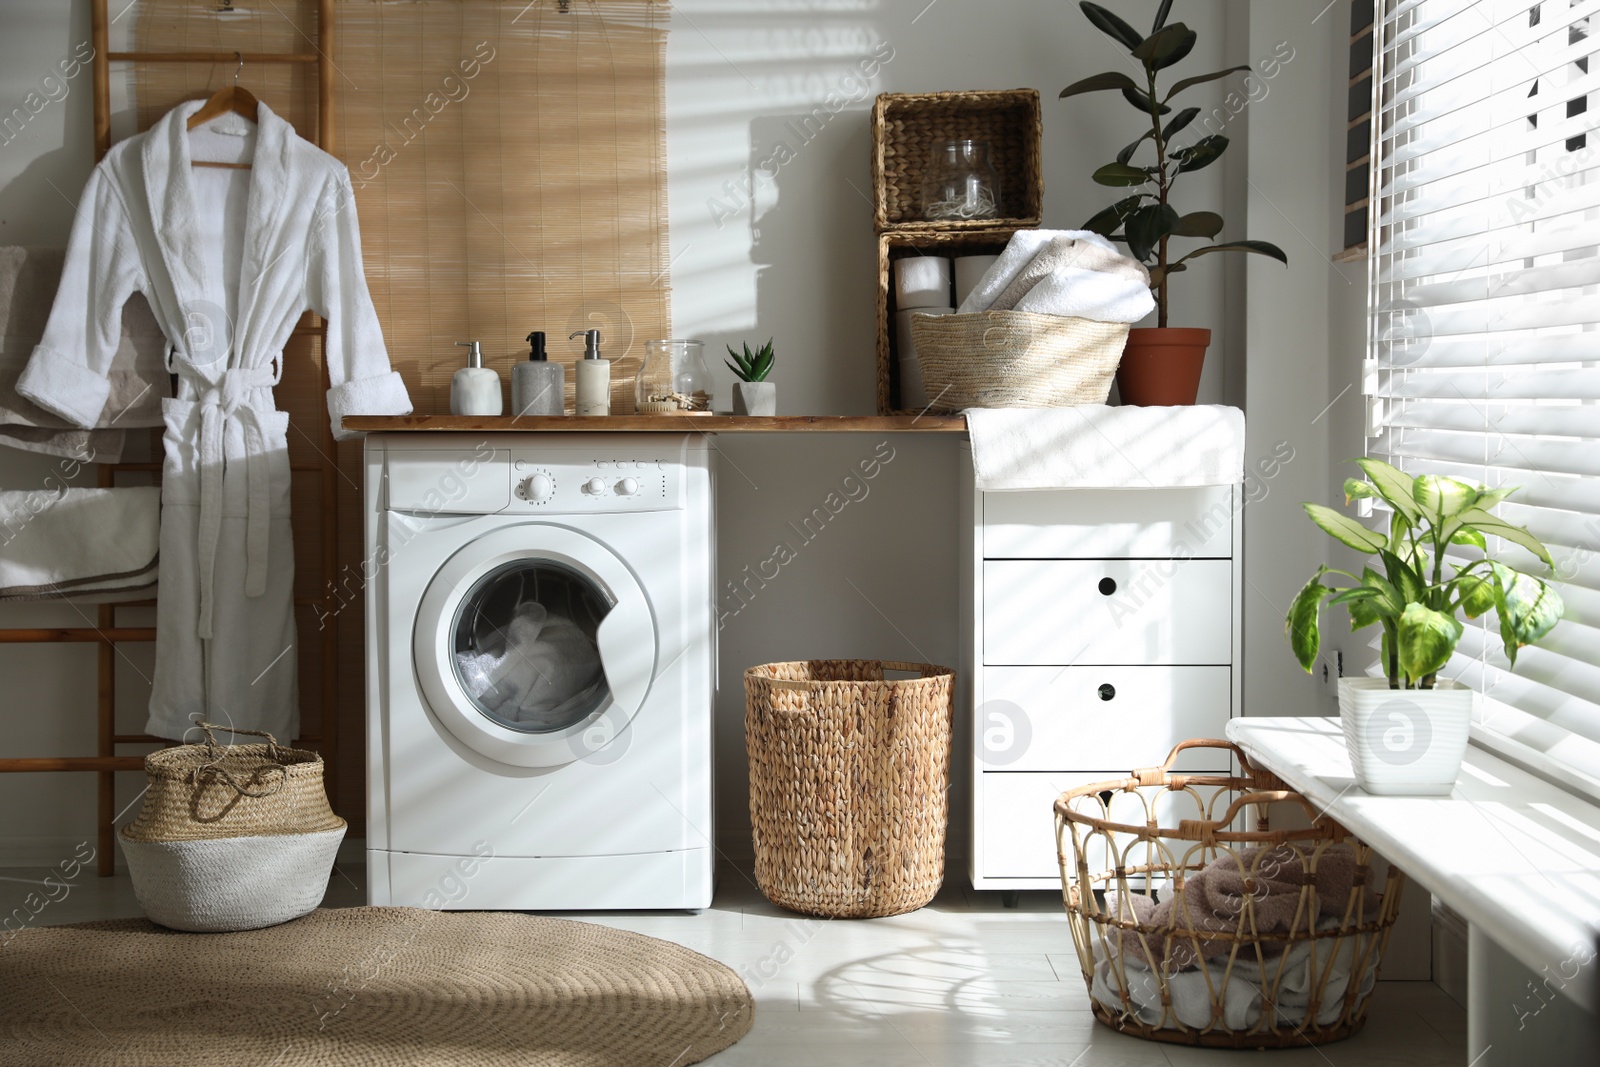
top-left (1059, 0), bottom-right (1288, 327)
top-left (1287, 459), bottom-right (1565, 690)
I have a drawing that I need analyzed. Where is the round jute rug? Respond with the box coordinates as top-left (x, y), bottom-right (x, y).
top-left (0, 907), bottom-right (754, 1066)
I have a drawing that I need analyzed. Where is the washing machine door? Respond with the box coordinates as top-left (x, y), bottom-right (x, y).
top-left (413, 524), bottom-right (655, 768)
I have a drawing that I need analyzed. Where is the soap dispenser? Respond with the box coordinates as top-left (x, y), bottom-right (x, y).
top-left (450, 341), bottom-right (503, 416)
top-left (571, 329), bottom-right (611, 416)
top-left (512, 331), bottom-right (565, 416)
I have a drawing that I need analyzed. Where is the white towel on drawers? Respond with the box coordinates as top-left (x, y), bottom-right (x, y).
top-left (965, 406), bottom-right (1245, 490)
top-left (0, 486), bottom-right (160, 600)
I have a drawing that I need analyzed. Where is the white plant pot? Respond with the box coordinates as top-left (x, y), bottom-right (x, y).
top-left (1338, 677), bottom-right (1474, 796)
top-left (733, 381), bottom-right (776, 416)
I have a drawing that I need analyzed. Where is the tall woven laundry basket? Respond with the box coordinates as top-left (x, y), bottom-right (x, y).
top-left (744, 660), bottom-right (954, 918)
top-left (119, 723), bottom-right (346, 932)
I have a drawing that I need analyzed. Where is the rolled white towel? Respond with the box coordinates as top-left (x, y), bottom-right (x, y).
top-left (953, 254), bottom-right (1000, 307)
top-left (957, 229), bottom-right (1113, 313)
top-left (893, 255), bottom-right (953, 310)
top-left (1014, 266), bottom-right (1155, 323)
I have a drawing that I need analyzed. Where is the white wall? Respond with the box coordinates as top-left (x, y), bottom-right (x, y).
top-left (0, 0), bottom-right (1354, 866)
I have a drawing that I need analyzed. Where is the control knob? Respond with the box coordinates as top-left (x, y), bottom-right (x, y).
top-left (617, 477), bottom-right (639, 496)
top-left (521, 473), bottom-right (554, 502)
top-left (583, 477), bottom-right (607, 496)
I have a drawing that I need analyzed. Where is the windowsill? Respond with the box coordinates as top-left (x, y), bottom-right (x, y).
top-left (1225, 716), bottom-right (1600, 1014)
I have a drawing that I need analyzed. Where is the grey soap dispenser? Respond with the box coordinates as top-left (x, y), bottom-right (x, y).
top-left (450, 340), bottom-right (503, 416)
top-left (512, 331), bottom-right (565, 416)
top-left (572, 328), bottom-right (611, 416)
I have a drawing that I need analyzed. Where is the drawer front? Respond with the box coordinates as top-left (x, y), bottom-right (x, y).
top-left (979, 771), bottom-right (1189, 881)
top-left (982, 559), bottom-right (1232, 665)
top-left (976, 666), bottom-right (1232, 773)
top-left (981, 486), bottom-right (1234, 559)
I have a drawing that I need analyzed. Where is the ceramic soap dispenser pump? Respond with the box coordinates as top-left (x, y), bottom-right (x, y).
top-left (451, 340), bottom-right (503, 416)
top-left (572, 329), bottom-right (611, 416)
top-left (513, 331), bottom-right (565, 416)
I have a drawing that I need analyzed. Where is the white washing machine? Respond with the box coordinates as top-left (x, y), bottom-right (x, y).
top-left (364, 433), bottom-right (714, 910)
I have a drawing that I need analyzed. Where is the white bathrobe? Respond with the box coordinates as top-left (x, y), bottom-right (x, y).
top-left (17, 100), bottom-right (411, 740)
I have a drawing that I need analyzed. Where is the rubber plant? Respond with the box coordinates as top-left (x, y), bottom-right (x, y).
top-left (1060, 0), bottom-right (1289, 326)
top-left (725, 339), bottom-right (774, 383)
top-left (1286, 459), bottom-right (1565, 690)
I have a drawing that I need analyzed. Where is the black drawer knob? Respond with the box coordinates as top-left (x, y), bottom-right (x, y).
top-left (1099, 683), bottom-right (1116, 701)
top-left (1098, 577), bottom-right (1117, 596)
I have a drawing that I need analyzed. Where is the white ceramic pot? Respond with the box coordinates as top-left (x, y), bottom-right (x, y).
top-left (733, 381), bottom-right (776, 416)
top-left (1338, 677), bottom-right (1473, 796)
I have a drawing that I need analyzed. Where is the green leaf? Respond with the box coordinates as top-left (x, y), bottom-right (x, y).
top-left (1456, 508), bottom-right (1555, 568)
top-left (1397, 602), bottom-right (1464, 682)
top-left (1348, 593), bottom-right (1383, 631)
top-left (1147, 262), bottom-right (1186, 288)
top-left (1172, 211), bottom-right (1223, 238)
top-left (1455, 568), bottom-right (1496, 619)
top-left (1361, 567), bottom-right (1407, 619)
top-left (1450, 527), bottom-right (1488, 551)
top-left (1121, 85), bottom-right (1172, 115)
top-left (1132, 24), bottom-right (1197, 70)
top-left (1152, 0), bottom-right (1174, 32)
top-left (1116, 130), bottom-right (1153, 165)
top-left (1092, 162), bottom-right (1153, 187)
top-left (1162, 106), bottom-right (1201, 140)
top-left (1175, 134), bottom-right (1229, 172)
top-left (1413, 474), bottom-right (1479, 526)
top-left (1344, 478), bottom-right (1380, 506)
top-left (1080, 1), bottom-right (1146, 51)
top-left (1380, 549), bottom-right (1427, 607)
top-left (1174, 240), bottom-right (1289, 267)
top-left (1082, 195), bottom-right (1146, 236)
top-left (1491, 564), bottom-right (1564, 667)
top-left (1303, 503), bottom-right (1388, 553)
top-left (1286, 574), bottom-right (1332, 672)
top-left (1164, 64), bottom-right (1251, 101)
top-left (1353, 458), bottom-right (1422, 523)
top-left (1125, 203), bottom-right (1180, 262)
top-left (1059, 71), bottom-right (1142, 99)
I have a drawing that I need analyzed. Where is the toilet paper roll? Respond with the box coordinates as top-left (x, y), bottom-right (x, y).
top-left (893, 256), bottom-right (953, 310)
top-left (954, 254), bottom-right (1001, 308)
top-left (894, 306), bottom-right (954, 409)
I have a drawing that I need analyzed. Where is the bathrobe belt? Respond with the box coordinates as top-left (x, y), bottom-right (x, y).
top-left (191, 363), bottom-right (279, 641)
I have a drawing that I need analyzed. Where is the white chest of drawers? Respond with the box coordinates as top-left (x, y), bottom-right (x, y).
top-left (959, 445), bottom-right (1243, 896)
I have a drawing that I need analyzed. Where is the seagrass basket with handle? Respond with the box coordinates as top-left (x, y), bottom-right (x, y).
top-left (745, 660), bottom-right (954, 918)
top-left (1055, 739), bottom-right (1406, 1048)
top-left (119, 722), bottom-right (346, 932)
top-left (911, 310), bottom-right (1127, 411)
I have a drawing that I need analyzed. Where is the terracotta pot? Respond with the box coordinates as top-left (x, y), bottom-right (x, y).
top-left (1116, 327), bottom-right (1211, 406)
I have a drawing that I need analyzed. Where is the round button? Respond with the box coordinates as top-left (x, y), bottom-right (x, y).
top-left (617, 477), bottom-right (639, 496)
top-left (583, 478), bottom-right (606, 496)
top-left (1098, 577), bottom-right (1117, 596)
top-left (524, 473), bottom-right (554, 501)
top-left (1098, 683), bottom-right (1116, 701)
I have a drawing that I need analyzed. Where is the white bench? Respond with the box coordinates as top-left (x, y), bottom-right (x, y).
top-left (1226, 716), bottom-right (1600, 1066)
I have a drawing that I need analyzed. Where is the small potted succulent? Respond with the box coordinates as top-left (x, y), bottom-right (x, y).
top-left (727, 339), bottom-right (776, 416)
top-left (1287, 459), bottom-right (1564, 795)
top-left (1060, 0), bottom-right (1288, 405)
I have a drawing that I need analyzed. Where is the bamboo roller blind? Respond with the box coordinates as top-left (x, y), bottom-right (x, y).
top-left (335, 0), bottom-right (673, 413)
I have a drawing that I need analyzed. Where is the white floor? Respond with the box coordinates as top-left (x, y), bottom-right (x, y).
top-left (4, 856), bottom-right (1468, 1066)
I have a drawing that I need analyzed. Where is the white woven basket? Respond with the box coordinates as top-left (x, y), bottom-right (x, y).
top-left (118, 826), bottom-right (346, 932)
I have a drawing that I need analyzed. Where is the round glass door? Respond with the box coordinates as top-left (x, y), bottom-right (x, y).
top-left (450, 559), bottom-right (612, 734)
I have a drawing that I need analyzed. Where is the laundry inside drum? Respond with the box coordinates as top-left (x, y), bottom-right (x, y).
top-left (450, 560), bottom-right (613, 733)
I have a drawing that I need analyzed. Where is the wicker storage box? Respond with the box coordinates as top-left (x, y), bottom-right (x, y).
top-left (872, 89), bottom-right (1043, 231)
top-left (744, 660), bottom-right (954, 918)
top-left (1055, 740), bottom-right (1405, 1048)
top-left (119, 723), bottom-right (346, 932)
top-left (910, 310), bottom-right (1127, 412)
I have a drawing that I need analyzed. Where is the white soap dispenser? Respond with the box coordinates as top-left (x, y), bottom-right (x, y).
top-left (450, 340), bottom-right (503, 416)
top-left (571, 329), bottom-right (611, 416)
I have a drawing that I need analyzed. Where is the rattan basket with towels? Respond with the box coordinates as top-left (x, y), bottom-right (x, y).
top-left (119, 722), bottom-right (345, 932)
top-left (910, 310), bottom-right (1127, 411)
top-left (1056, 739), bottom-right (1406, 1048)
top-left (744, 660), bottom-right (954, 918)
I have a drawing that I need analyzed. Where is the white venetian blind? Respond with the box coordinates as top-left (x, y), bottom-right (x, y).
top-left (1368, 0), bottom-right (1600, 780)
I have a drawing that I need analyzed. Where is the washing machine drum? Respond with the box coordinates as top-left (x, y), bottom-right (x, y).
top-left (413, 525), bottom-right (655, 768)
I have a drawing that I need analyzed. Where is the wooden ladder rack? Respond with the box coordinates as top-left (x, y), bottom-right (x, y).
top-left (0, 0), bottom-right (341, 876)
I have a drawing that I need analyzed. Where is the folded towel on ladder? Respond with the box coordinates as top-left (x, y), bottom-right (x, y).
top-left (0, 486), bottom-right (160, 601)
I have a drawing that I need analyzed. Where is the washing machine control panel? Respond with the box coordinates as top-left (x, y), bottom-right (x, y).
top-left (508, 453), bottom-right (681, 512)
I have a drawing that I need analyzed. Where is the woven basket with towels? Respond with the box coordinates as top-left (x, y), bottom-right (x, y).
top-left (119, 722), bottom-right (345, 932)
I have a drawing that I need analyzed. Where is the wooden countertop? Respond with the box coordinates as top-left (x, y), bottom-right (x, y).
top-left (344, 414), bottom-right (968, 433)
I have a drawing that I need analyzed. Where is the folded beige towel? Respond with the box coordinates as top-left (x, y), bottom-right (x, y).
top-left (0, 486), bottom-right (160, 602)
top-left (0, 247), bottom-right (169, 463)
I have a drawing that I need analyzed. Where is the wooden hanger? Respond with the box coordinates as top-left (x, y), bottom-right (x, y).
top-left (188, 52), bottom-right (257, 170)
